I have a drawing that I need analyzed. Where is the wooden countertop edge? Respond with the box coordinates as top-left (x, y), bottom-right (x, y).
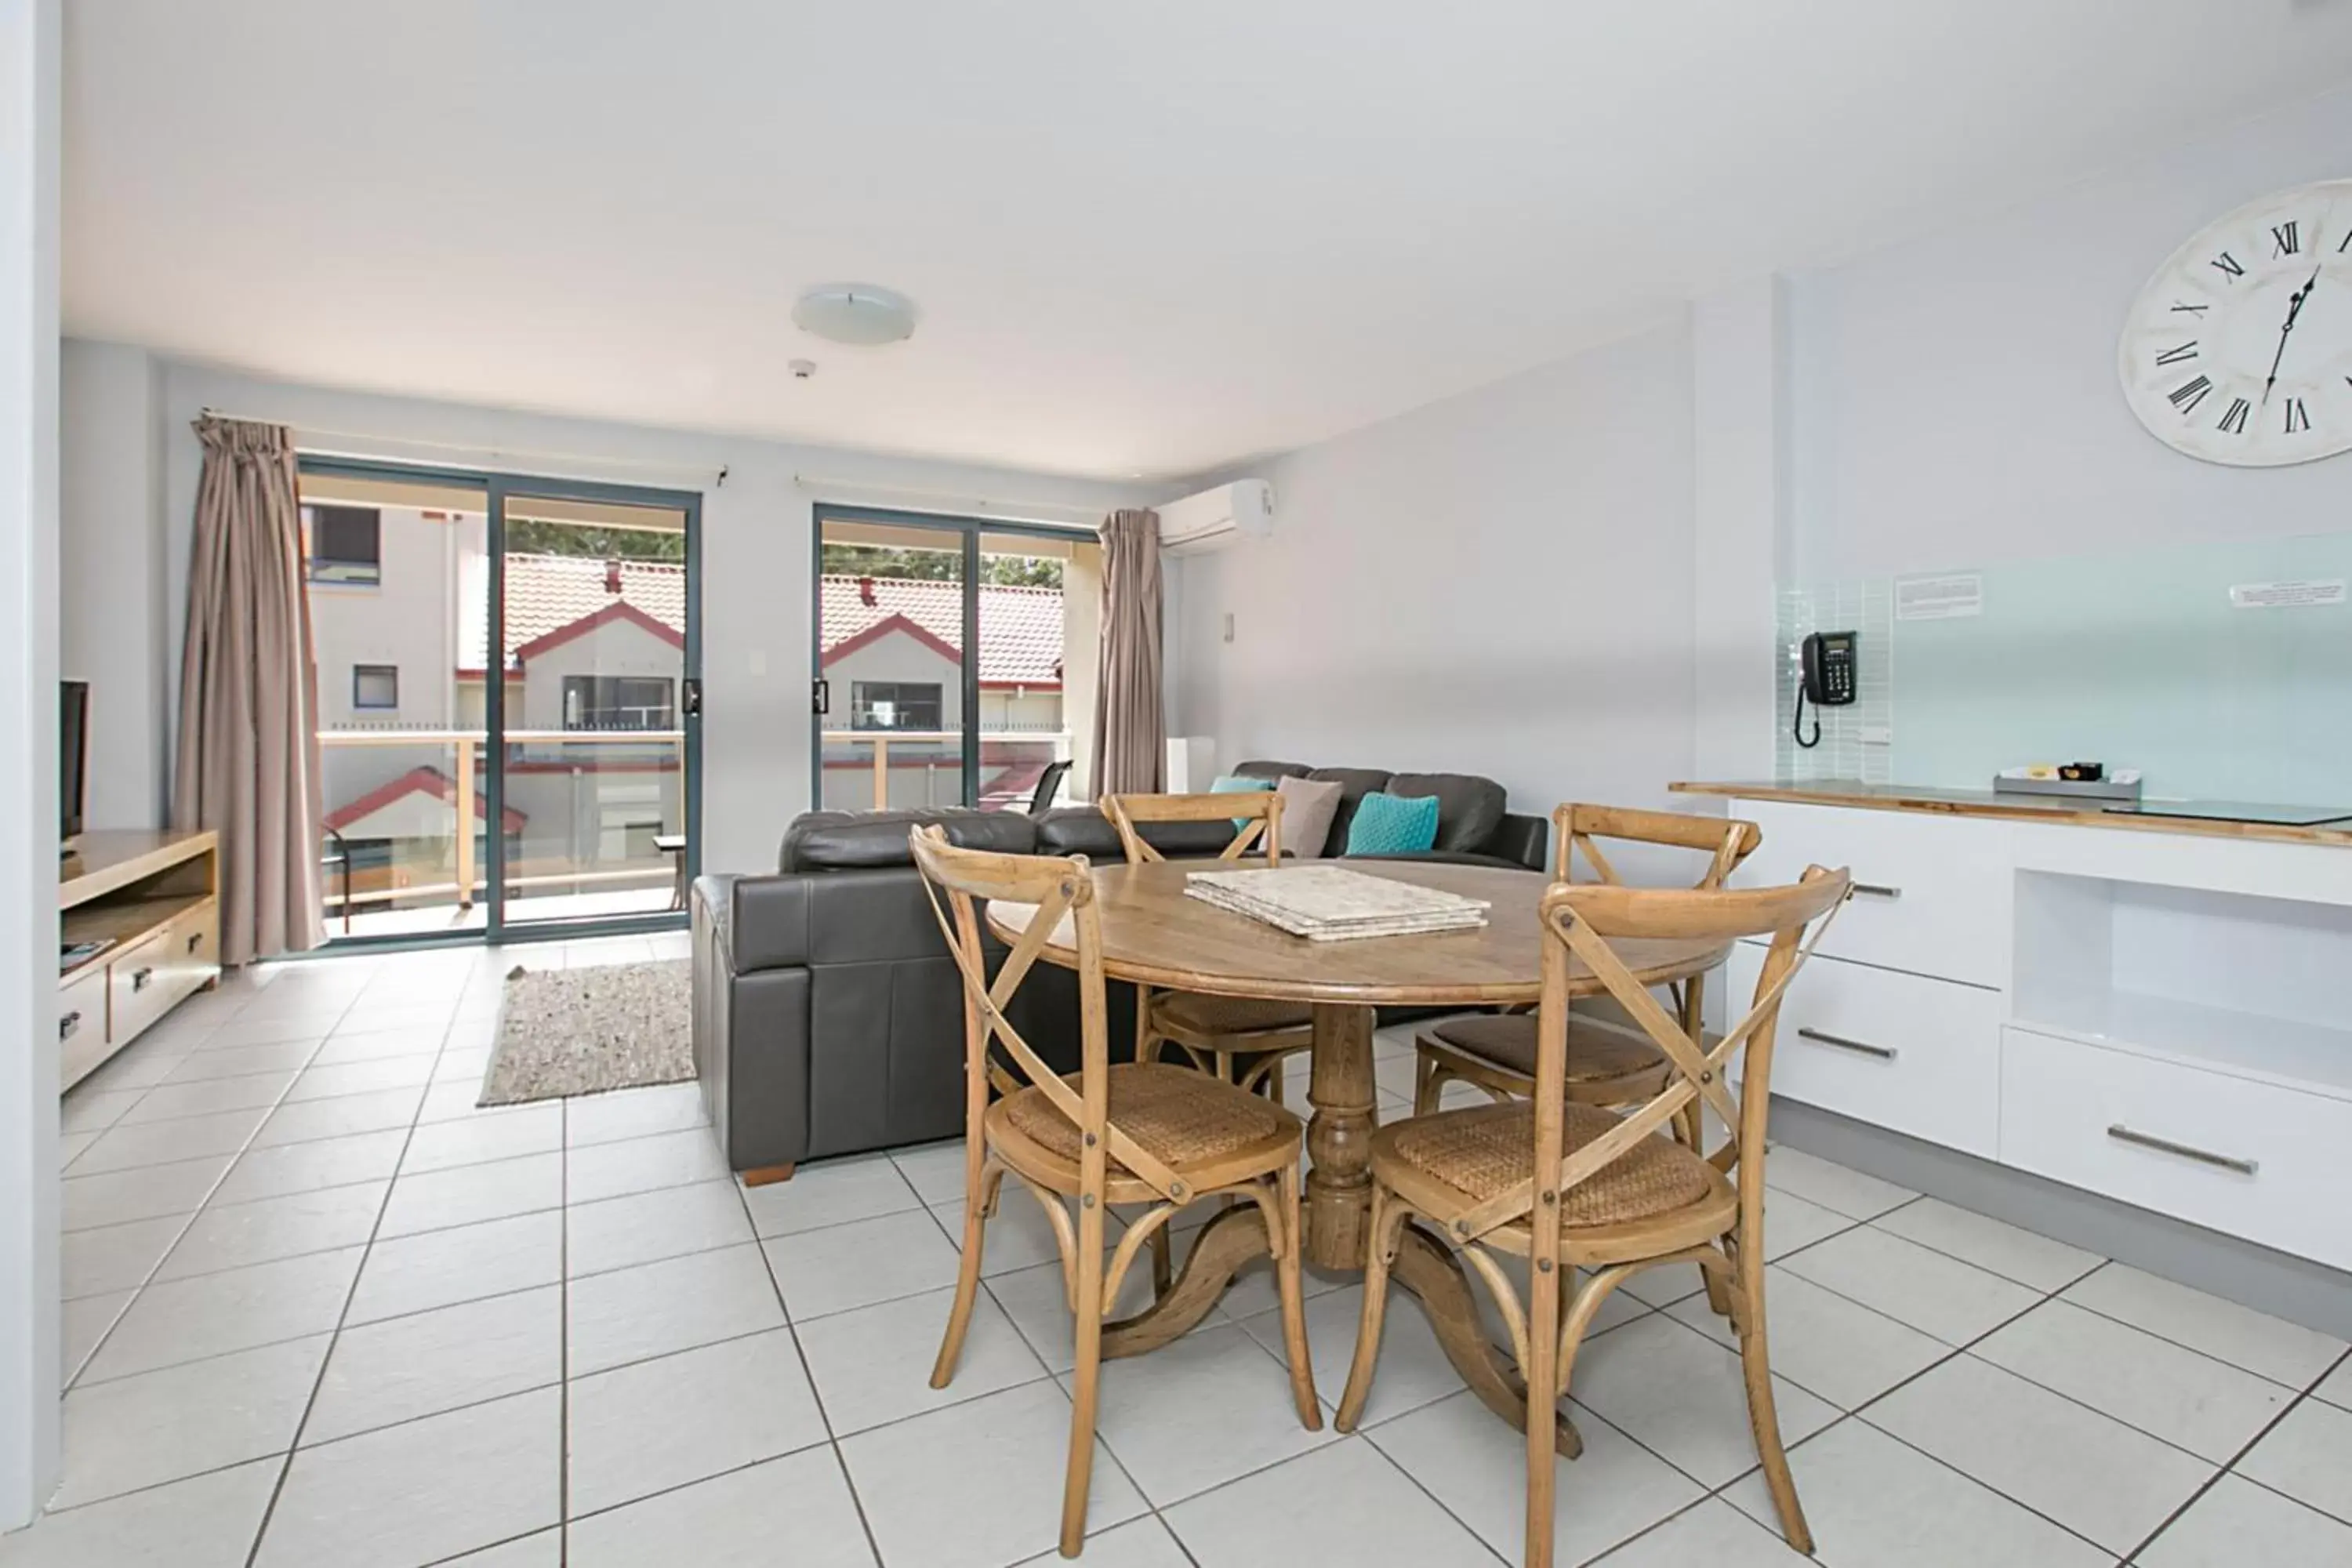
top-left (1670, 782), bottom-right (2352, 849)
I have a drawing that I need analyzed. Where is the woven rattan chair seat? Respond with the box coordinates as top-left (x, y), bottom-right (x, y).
top-left (1426, 1014), bottom-right (1668, 1085)
top-left (1000, 1062), bottom-right (1297, 1174)
top-left (1153, 993), bottom-right (1316, 1037)
top-left (1378, 1101), bottom-right (1715, 1229)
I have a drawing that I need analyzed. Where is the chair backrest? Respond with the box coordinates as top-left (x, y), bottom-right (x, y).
top-left (1552, 803), bottom-right (1761, 890)
top-left (908, 825), bottom-right (1192, 1203)
top-left (1102, 789), bottom-right (1285, 866)
top-left (1448, 867), bottom-right (1849, 1250)
top-left (1026, 759), bottom-right (1073, 816)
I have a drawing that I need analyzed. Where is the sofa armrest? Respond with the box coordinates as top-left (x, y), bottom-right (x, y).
top-left (695, 872), bottom-right (812, 973)
top-left (1483, 811), bottom-right (1549, 873)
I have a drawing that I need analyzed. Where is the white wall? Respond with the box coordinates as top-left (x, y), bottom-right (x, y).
top-left (1, 0), bottom-right (62, 1530)
top-left (54, 349), bottom-right (1148, 881)
top-left (1171, 319), bottom-right (1699, 820)
top-left (60, 339), bottom-right (165, 828)
top-left (1784, 84), bottom-right (2352, 581)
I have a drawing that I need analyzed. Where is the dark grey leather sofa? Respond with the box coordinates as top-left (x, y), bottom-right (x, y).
top-left (691, 766), bottom-right (1546, 1175)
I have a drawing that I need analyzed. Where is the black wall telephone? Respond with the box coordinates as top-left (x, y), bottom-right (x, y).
top-left (1795, 630), bottom-right (1857, 750)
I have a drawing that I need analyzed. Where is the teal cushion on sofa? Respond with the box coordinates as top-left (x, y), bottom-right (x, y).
top-left (1210, 773), bottom-right (1275, 830)
top-left (1345, 791), bottom-right (1440, 855)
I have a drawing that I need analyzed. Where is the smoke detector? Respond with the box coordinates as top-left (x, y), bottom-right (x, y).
top-left (791, 284), bottom-right (917, 347)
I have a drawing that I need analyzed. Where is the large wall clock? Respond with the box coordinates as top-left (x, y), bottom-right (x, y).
top-left (2118, 178), bottom-right (2352, 466)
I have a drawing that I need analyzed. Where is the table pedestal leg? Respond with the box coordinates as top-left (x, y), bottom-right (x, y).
top-left (1392, 1222), bottom-right (1584, 1458)
top-left (1099, 1205), bottom-right (1270, 1359)
top-left (1302, 1002), bottom-right (1377, 1270)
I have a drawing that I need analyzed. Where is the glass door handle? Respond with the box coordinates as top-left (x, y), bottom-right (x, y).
top-left (681, 679), bottom-right (702, 719)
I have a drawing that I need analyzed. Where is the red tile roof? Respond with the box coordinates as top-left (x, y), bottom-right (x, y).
top-left (818, 575), bottom-right (1065, 686)
top-left (473, 558), bottom-right (1064, 688)
top-left (324, 764), bottom-right (528, 834)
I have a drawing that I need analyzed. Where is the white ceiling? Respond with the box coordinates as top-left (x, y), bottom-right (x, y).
top-left (61, 2), bottom-right (2352, 481)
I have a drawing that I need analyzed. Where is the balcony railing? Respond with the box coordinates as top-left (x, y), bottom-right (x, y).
top-left (818, 728), bottom-right (1073, 811)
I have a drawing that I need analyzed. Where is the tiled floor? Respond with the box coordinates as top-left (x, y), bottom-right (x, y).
top-left (11, 940), bottom-right (2352, 1566)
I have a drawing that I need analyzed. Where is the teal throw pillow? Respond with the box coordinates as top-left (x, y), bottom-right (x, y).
top-left (1345, 791), bottom-right (1441, 855)
top-left (1209, 774), bottom-right (1276, 831)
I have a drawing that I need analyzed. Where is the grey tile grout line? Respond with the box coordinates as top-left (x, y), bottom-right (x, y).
top-left (2118, 1343), bottom-right (2352, 1563)
top-left (238, 1006), bottom-right (465, 1568)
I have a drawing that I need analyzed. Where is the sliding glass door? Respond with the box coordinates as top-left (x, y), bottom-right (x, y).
top-left (299, 457), bottom-right (701, 944)
top-left (812, 507), bottom-right (1094, 816)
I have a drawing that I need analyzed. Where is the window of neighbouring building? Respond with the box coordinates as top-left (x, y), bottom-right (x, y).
top-left (306, 505), bottom-right (383, 586)
top-left (851, 681), bottom-right (944, 731)
top-left (353, 664), bottom-right (400, 710)
top-left (561, 674), bottom-right (676, 731)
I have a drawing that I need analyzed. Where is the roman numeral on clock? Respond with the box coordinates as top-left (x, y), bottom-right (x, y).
top-left (2285, 398), bottom-right (2311, 434)
top-left (2167, 375), bottom-right (2213, 416)
top-left (2154, 341), bottom-right (2199, 366)
top-left (2272, 221), bottom-right (2301, 258)
top-left (2217, 397), bottom-right (2251, 434)
top-left (2211, 252), bottom-right (2246, 280)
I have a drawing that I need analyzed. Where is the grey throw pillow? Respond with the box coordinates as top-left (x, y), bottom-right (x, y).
top-left (1275, 775), bottom-right (1345, 858)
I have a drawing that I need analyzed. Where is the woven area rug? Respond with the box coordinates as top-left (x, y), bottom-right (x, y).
top-left (481, 958), bottom-right (693, 1106)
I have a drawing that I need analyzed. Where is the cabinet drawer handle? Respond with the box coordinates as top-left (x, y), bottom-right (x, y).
top-left (1796, 1026), bottom-right (1898, 1061)
top-left (132, 966), bottom-right (155, 992)
top-left (2106, 1124), bottom-right (2257, 1177)
top-left (187, 931), bottom-right (203, 953)
top-left (1850, 882), bottom-right (1902, 900)
top-left (60, 1010), bottom-right (82, 1041)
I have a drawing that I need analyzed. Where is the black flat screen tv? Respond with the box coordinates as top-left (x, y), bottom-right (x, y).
top-left (61, 679), bottom-right (88, 844)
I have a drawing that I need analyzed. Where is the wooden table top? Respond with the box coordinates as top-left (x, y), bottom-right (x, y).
top-left (987, 859), bottom-right (1732, 1007)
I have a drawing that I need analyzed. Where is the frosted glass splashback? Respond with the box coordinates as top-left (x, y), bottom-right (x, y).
top-left (1780, 531), bottom-right (2352, 803)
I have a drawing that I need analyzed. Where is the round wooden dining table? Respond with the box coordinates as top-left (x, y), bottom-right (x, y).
top-left (988, 857), bottom-right (1731, 1453)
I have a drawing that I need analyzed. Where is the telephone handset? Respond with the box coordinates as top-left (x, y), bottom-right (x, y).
top-left (1795, 630), bottom-right (1857, 750)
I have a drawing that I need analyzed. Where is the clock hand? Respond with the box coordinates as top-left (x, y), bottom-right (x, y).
top-left (2262, 266), bottom-right (2321, 405)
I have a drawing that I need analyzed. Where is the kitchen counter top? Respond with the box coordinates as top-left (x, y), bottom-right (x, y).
top-left (1669, 780), bottom-right (2352, 849)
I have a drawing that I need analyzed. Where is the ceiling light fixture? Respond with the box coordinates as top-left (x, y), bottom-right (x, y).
top-left (791, 283), bottom-right (917, 347)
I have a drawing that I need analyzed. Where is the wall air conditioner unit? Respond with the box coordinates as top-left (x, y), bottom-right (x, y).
top-left (1155, 479), bottom-right (1276, 557)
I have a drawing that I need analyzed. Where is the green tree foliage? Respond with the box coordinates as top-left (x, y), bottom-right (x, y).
top-left (821, 543), bottom-right (1062, 589)
top-left (504, 517), bottom-right (684, 563)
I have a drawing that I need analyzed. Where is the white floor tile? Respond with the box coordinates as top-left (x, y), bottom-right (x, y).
top-left (565, 1126), bottom-right (728, 1204)
top-left (306, 1026), bottom-right (448, 1065)
top-left (397, 1103), bottom-right (563, 1175)
top-left (563, 1082), bottom-right (707, 1149)
top-left (416, 1080), bottom-right (499, 1123)
top-left (114, 1073), bottom-right (296, 1127)
top-left (566, 1327), bottom-right (829, 1516)
top-left (985, 1255), bottom-right (1173, 1377)
top-left (282, 1054), bottom-right (437, 1104)
top-left (1760, 1146), bottom-right (1917, 1220)
top-left (2060, 1265), bottom-right (2349, 1388)
top-left (62, 1216), bottom-right (187, 1300)
top-left (303, 1286), bottom-right (562, 1445)
top-left (1073, 1319), bottom-right (1334, 1505)
top-left (1370, 1388), bottom-right (1704, 1566)
top-left (1871, 1199), bottom-right (2103, 1294)
top-left (81, 1247), bottom-right (364, 1383)
top-left (1665, 1265), bottom-right (1951, 1412)
top-left (211, 1129), bottom-right (407, 1205)
top-left (1567, 1313), bottom-right (1838, 1489)
top-left (2236, 1397), bottom-right (2352, 1525)
top-left (69, 1109), bottom-right (271, 1176)
top-left (1866, 1354), bottom-right (2214, 1552)
top-left (566, 1242), bottom-right (786, 1377)
top-left (327, 1002), bottom-right (456, 1038)
top-left (71, 1041), bottom-right (193, 1093)
top-left (249, 1087), bottom-right (425, 1147)
top-left (567, 1178), bottom-right (754, 1278)
top-left (1776, 1227), bottom-right (2040, 1346)
top-left (56, 1131), bottom-right (97, 1171)
top-left (60, 1088), bottom-right (147, 1137)
top-left (255, 1387), bottom-right (561, 1568)
top-left (567, 1446), bottom-right (876, 1568)
top-left (158, 1042), bottom-right (319, 1083)
top-left (62, 1156), bottom-right (233, 1232)
top-left (1974, 1298), bottom-right (2292, 1461)
top-left (1162, 1438), bottom-right (1495, 1567)
top-left (931, 1193), bottom-right (1126, 1279)
top-left (764, 1209), bottom-right (964, 1322)
top-left (61, 1291), bottom-right (132, 1383)
top-left (430, 1045), bottom-right (492, 1084)
top-left (151, 1181), bottom-right (387, 1280)
top-left (797, 1283), bottom-right (1047, 1436)
top-left (346, 1210), bottom-right (564, 1325)
top-left (1237, 1281), bottom-right (1443, 1427)
top-left (440, 1531), bottom-right (561, 1566)
top-left (839, 1379), bottom-right (1146, 1568)
top-left (742, 1152), bottom-right (920, 1238)
top-left (2138, 1472), bottom-right (2352, 1566)
top-left (376, 1151), bottom-right (564, 1238)
top-left (1584, 1498), bottom-right (1813, 1567)
top-left (1723, 1418), bottom-right (2107, 1568)
top-left (54, 1335), bottom-right (328, 1508)
top-left (2318, 1355), bottom-right (2352, 1410)
top-left (0, 1457), bottom-right (279, 1568)
top-left (1011, 1515), bottom-right (1190, 1567)
top-left (889, 1139), bottom-right (971, 1206)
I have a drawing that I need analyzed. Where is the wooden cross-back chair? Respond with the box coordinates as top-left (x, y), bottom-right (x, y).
top-left (1414, 804), bottom-right (1762, 1119)
top-left (1103, 791), bottom-right (1316, 1105)
top-left (1339, 866), bottom-right (1850, 1568)
top-left (909, 825), bottom-right (1319, 1559)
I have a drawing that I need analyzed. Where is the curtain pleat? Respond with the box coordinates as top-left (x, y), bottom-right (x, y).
top-left (173, 416), bottom-right (326, 963)
top-left (1090, 508), bottom-right (1166, 797)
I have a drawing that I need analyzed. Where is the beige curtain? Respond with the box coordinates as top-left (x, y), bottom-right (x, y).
top-left (174, 416), bottom-right (326, 963)
top-left (1091, 508), bottom-right (1166, 797)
